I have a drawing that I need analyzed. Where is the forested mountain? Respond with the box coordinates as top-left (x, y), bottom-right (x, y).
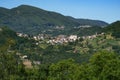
top-left (103, 21), bottom-right (120, 38)
top-left (0, 5), bottom-right (108, 35)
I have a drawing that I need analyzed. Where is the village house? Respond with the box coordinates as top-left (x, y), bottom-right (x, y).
top-left (47, 35), bottom-right (68, 44)
top-left (79, 25), bottom-right (91, 28)
top-left (23, 59), bottom-right (32, 68)
top-left (68, 35), bottom-right (77, 42)
top-left (22, 55), bottom-right (28, 59)
top-left (17, 33), bottom-right (28, 38)
top-left (33, 61), bottom-right (41, 65)
top-left (33, 34), bottom-right (49, 41)
top-left (0, 28), bottom-right (2, 31)
top-left (55, 26), bottom-right (64, 30)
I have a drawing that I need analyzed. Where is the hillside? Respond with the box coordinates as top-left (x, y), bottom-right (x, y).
top-left (0, 27), bottom-right (120, 80)
top-left (0, 27), bottom-right (17, 51)
top-left (67, 16), bottom-right (108, 27)
top-left (0, 27), bottom-right (36, 52)
top-left (0, 5), bottom-right (108, 35)
top-left (0, 26), bottom-right (120, 64)
top-left (103, 21), bottom-right (120, 38)
top-left (68, 26), bottom-right (102, 36)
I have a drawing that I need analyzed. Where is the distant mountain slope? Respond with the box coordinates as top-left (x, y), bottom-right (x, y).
top-left (67, 16), bottom-right (108, 27)
top-left (69, 27), bottom-right (102, 36)
top-left (0, 5), bottom-right (108, 35)
top-left (103, 21), bottom-right (120, 38)
top-left (76, 19), bottom-right (108, 27)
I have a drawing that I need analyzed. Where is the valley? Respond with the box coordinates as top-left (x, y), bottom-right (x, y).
top-left (0, 4), bottom-right (120, 80)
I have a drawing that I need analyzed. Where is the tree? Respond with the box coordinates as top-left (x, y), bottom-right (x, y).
top-left (0, 52), bottom-right (25, 79)
top-left (88, 51), bottom-right (120, 80)
top-left (48, 59), bottom-right (79, 80)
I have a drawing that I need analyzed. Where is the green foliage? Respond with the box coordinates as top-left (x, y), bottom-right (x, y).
top-left (48, 51), bottom-right (120, 80)
top-left (0, 49), bottom-right (120, 80)
top-left (38, 64), bottom-right (49, 80)
top-left (0, 52), bottom-right (25, 80)
top-left (0, 27), bottom-right (17, 51)
top-left (86, 51), bottom-right (119, 80)
top-left (0, 26), bottom-right (120, 79)
top-left (68, 26), bottom-right (102, 36)
top-left (48, 59), bottom-right (79, 80)
top-left (103, 21), bottom-right (120, 38)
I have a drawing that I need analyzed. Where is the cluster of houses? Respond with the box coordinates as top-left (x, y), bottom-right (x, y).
top-left (17, 33), bottom-right (49, 40)
top-left (47, 35), bottom-right (78, 44)
top-left (33, 34), bottom-right (51, 41)
top-left (74, 25), bottom-right (92, 29)
top-left (47, 33), bottom-right (105, 44)
top-left (79, 25), bottom-right (92, 28)
top-left (0, 28), bottom-right (2, 31)
top-left (16, 32), bottom-right (105, 45)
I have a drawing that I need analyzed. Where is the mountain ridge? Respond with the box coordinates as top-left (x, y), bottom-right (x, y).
top-left (0, 5), bottom-right (108, 35)
top-left (67, 16), bottom-right (108, 27)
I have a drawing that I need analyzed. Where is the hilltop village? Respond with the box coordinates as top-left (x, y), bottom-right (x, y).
top-left (17, 32), bottom-right (106, 45)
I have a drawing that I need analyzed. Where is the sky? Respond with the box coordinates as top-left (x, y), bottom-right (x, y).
top-left (0, 0), bottom-right (120, 23)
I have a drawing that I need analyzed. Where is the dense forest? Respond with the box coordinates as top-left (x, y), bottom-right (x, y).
top-left (0, 51), bottom-right (120, 80)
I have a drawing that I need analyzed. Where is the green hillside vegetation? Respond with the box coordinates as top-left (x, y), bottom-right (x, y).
top-left (0, 27), bottom-right (17, 51)
top-left (42, 26), bottom-right (102, 36)
top-left (0, 26), bottom-right (120, 64)
top-left (0, 50), bottom-right (120, 80)
top-left (0, 23), bottom-right (120, 79)
top-left (40, 33), bottom-right (120, 64)
top-left (0, 27), bottom-right (92, 64)
top-left (103, 21), bottom-right (120, 38)
top-left (68, 26), bottom-right (102, 36)
top-left (0, 27), bottom-right (40, 57)
top-left (0, 5), bottom-right (108, 35)
top-left (38, 34), bottom-right (120, 64)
